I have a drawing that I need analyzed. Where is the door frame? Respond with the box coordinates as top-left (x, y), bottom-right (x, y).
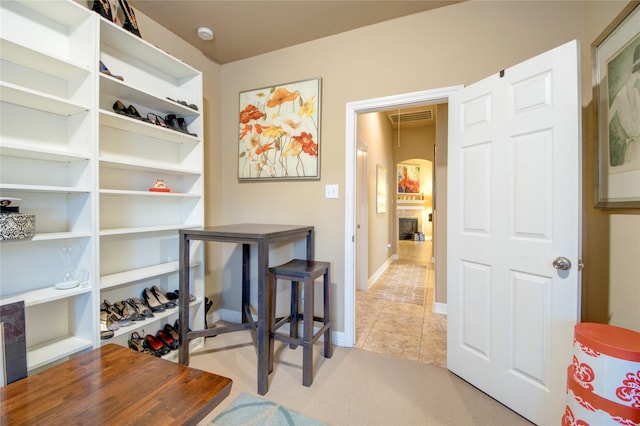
top-left (356, 141), bottom-right (369, 291)
top-left (343, 85), bottom-right (463, 347)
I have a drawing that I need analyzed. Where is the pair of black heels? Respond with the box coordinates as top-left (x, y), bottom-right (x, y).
top-left (113, 100), bottom-right (147, 122)
top-left (142, 286), bottom-right (176, 312)
top-left (147, 112), bottom-right (197, 137)
top-left (167, 97), bottom-right (198, 111)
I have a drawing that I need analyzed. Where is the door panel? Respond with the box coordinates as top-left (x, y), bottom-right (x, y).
top-left (448, 40), bottom-right (582, 425)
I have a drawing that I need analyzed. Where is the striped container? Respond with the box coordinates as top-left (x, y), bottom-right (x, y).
top-left (563, 323), bottom-right (640, 426)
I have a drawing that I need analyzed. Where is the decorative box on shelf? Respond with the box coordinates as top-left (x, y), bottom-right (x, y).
top-left (0, 213), bottom-right (36, 241)
top-left (0, 198), bottom-right (35, 241)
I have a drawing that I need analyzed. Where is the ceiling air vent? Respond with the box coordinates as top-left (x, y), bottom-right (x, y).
top-left (388, 109), bottom-right (433, 124)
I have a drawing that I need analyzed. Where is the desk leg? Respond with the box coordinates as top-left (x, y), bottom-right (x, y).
top-left (257, 240), bottom-right (269, 395)
top-left (307, 229), bottom-right (315, 259)
top-left (178, 233), bottom-right (190, 365)
top-left (242, 243), bottom-right (250, 324)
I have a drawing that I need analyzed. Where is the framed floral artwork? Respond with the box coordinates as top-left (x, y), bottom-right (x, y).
top-left (238, 78), bottom-right (321, 180)
top-left (593, 1), bottom-right (640, 208)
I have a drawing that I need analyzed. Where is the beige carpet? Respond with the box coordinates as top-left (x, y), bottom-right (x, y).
top-left (190, 331), bottom-right (532, 425)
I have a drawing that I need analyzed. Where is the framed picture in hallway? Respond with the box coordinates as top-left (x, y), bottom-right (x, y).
top-left (397, 164), bottom-right (420, 194)
top-left (593, 1), bottom-right (640, 208)
top-left (237, 78), bottom-right (321, 181)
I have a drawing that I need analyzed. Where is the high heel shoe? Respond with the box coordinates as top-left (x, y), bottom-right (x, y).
top-left (151, 286), bottom-right (176, 308)
top-left (99, 61), bottom-right (123, 80)
top-left (127, 297), bottom-right (154, 318)
top-left (177, 117), bottom-right (197, 137)
top-left (100, 310), bottom-right (115, 339)
top-left (101, 300), bottom-right (131, 327)
top-left (164, 114), bottom-right (180, 132)
top-left (142, 288), bottom-right (166, 312)
top-left (157, 329), bottom-right (178, 350)
top-left (115, 300), bottom-right (143, 322)
top-left (144, 334), bottom-right (170, 357)
top-left (128, 331), bottom-right (152, 354)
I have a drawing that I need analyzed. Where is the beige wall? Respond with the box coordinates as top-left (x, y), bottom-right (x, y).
top-left (136, 0), bottom-right (640, 334)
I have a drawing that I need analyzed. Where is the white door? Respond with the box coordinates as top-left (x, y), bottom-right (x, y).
top-left (356, 142), bottom-right (369, 291)
top-left (447, 40), bottom-right (582, 425)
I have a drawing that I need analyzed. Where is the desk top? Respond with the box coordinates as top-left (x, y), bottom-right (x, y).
top-left (0, 344), bottom-right (232, 425)
top-left (181, 223), bottom-right (313, 241)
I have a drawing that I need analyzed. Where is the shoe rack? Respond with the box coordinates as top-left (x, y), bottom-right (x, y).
top-left (0, 0), bottom-right (205, 370)
top-left (96, 10), bottom-right (205, 355)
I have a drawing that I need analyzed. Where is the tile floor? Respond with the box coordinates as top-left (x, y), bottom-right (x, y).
top-left (355, 239), bottom-right (447, 367)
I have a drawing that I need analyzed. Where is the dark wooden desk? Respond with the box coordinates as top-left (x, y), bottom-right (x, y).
top-left (178, 223), bottom-right (314, 395)
top-left (0, 344), bottom-right (232, 425)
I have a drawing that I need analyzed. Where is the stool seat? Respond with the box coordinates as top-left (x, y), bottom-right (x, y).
top-left (269, 259), bottom-right (332, 387)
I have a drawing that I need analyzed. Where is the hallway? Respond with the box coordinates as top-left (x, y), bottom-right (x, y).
top-left (355, 240), bottom-right (446, 367)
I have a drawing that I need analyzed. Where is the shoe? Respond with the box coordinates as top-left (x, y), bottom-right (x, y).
top-left (100, 310), bottom-right (115, 339)
top-left (144, 334), bottom-right (170, 357)
top-left (151, 286), bottom-right (176, 308)
top-left (101, 300), bottom-right (131, 327)
top-left (126, 104), bottom-right (147, 121)
top-left (115, 300), bottom-right (143, 321)
top-left (174, 289), bottom-right (197, 302)
top-left (163, 323), bottom-right (179, 342)
top-left (99, 61), bottom-right (123, 80)
top-left (147, 112), bottom-right (168, 128)
top-left (157, 329), bottom-right (178, 350)
top-left (142, 288), bottom-right (166, 312)
top-left (113, 100), bottom-right (128, 117)
top-left (164, 114), bottom-right (180, 132)
top-left (177, 117), bottom-right (197, 137)
top-left (167, 98), bottom-right (198, 111)
top-left (127, 297), bottom-right (154, 318)
top-left (128, 331), bottom-right (152, 354)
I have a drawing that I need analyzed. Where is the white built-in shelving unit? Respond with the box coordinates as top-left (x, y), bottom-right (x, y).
top-left (0, 0), bottom-right (204, 370)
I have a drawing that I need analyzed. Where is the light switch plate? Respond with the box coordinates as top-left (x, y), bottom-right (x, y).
top-left (325, 184), bottom-right (339, 199)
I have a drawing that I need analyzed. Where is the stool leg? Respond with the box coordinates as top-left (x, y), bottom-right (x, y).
top-left (290, 280), bottom-right (299, 349)
top-left (302, 277), bottom-right (314, 387)
top-left (323, 268), bottom-right (333, 358)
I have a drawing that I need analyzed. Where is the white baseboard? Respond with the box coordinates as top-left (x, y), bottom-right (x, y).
top-left (434, 302), bottom-right (447, 315)
top-left (368, 256), bottom-right (395, 289)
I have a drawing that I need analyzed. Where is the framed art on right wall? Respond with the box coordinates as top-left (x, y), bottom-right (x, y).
top-left (593, 1), bottom-right (640, 208)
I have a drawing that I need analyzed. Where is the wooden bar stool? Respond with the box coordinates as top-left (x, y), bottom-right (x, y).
top-left (269, 259), bottom-right (333, 386)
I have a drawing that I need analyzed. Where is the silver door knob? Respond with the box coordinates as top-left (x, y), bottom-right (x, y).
top-left (552, 257), bottom-right (572, 270)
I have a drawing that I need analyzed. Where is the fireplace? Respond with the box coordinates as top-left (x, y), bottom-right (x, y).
top-left (398, 218), bottom-right (418, 240)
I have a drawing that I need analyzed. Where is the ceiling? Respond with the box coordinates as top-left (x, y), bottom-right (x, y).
top-left (129, 0), bottom-right (462, 65)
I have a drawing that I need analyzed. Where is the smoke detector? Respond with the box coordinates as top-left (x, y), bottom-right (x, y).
top-left (197, 27), bottom-right (214, 41)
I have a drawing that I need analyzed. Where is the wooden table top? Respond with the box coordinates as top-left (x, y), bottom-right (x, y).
top-left (0, 344), bottom-right (232, 425)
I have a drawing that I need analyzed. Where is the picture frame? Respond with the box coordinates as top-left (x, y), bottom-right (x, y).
top-left (397, 164), bottom-right (421, 194)
top-left (593, 1), bottom-right (640, 208)
top-left (376, 165), bottom-right (387, 213)
top-left (238, 78), bottom-right (321, 181)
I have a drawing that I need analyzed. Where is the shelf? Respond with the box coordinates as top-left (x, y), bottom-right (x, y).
top-left (14, 0), bottom-right (91, 27)
top-left (0, 144), bottom-right (91, 162)
top-left (100, 261), bottom-right (185, 290)
top-left (100, 224), bottom-right (201, 237)
top-left (108, 299), bottom-right (201, 340)
top-left (99, 189), bottom-right (201, 198)
top-left (28, 336), bottom-right (93, 371)
top-left (0, 183), bottom-right (92, 194)
top-left (99, 109), bottom-right (198, 144)
top-left (100, 158), bottom-right (201, 177)
top-left (100, 19), bottom-right (200, 81)
top-left (0, 284), bottom-right (92, 308)
top-left (0, 38), bottom-right (90, 80)
top-left (100, 77), bottom-right (201, 118)
top-left (0, 82), bottom-right (89, 116)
